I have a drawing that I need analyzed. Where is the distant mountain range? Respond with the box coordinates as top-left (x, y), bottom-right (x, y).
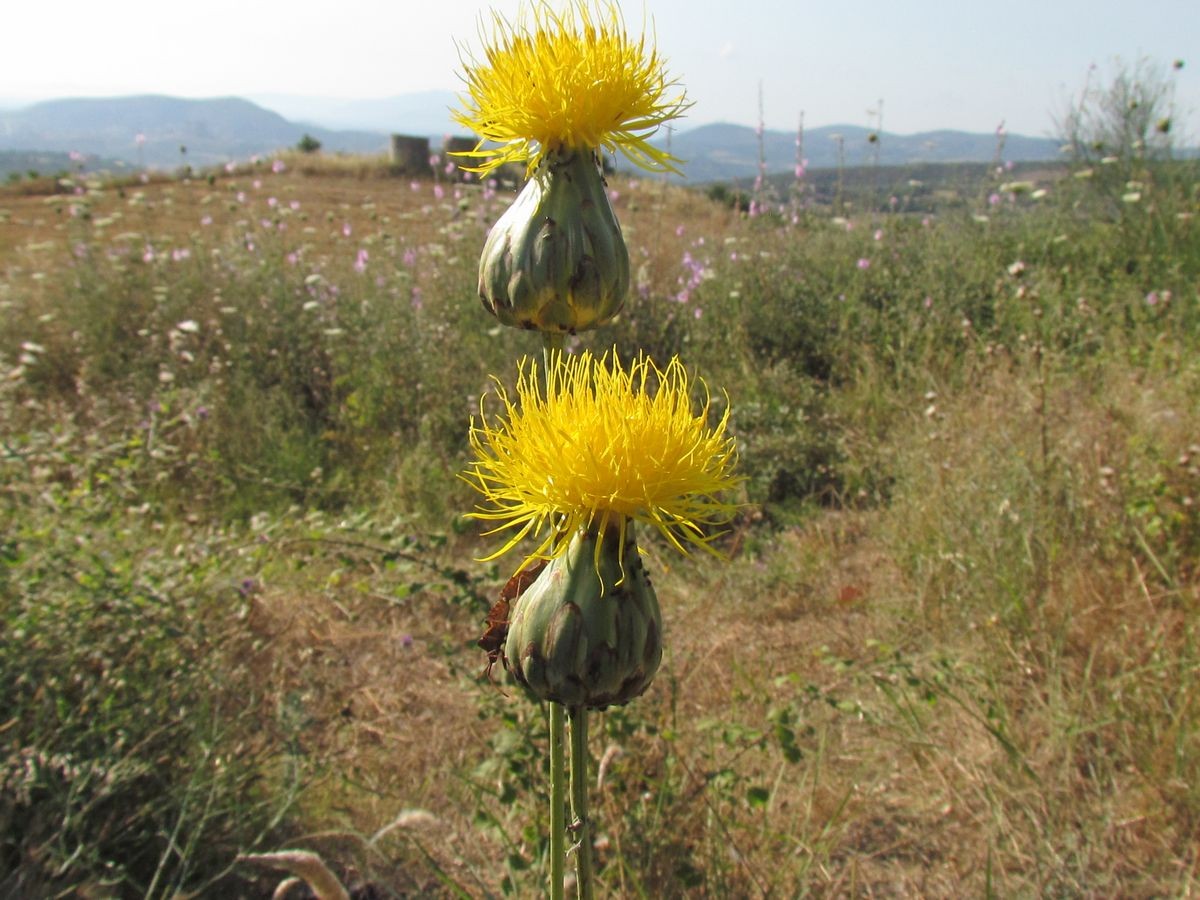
top-left (0, 92), bottom-right (1066, 182)
top-left (245, 90), bottom-right (463, 137)
top-left (660, 123), bottom-right (1062, 183)
top-left (0, 95), bottom-right (390, 170)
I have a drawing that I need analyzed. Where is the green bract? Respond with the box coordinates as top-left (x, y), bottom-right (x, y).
top-left (503, 523), bottom-right (661, 710)
top-left (478, 148), bottom-right (630, 333)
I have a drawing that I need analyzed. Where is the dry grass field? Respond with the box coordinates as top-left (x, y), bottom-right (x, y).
top-left (2, 147), bottom-right (1198, 897)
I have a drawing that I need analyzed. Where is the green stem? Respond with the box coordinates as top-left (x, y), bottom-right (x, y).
top-left (549, 702), bottom-right (566, 900)
top-left (568, 705), bottom-right (595, 900)
top-left (543, 332), bottom-right (568, 899)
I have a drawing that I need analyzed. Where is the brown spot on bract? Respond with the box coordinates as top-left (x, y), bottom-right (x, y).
top-left (478, 560), bottom-right (546, 682)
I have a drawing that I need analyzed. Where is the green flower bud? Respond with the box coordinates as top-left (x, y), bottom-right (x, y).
top-left (504, 522), bottom-right (661, 710)
top-left (478, 148), bottom-right (630, 334)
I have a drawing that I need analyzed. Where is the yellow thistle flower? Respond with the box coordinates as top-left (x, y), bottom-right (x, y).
top-left (464, 349), bottom-right (741, 570)
top-left (453, 1), bottom-right (690, 175)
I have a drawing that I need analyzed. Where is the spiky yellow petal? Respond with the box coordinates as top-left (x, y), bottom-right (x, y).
top-left (453, 1), bottom-right (690, 176)
top-left (464, 349), bottom-right (741, 570)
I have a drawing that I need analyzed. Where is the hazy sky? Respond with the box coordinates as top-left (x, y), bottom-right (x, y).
top-left (3, 0), bottom-right (1195, 137)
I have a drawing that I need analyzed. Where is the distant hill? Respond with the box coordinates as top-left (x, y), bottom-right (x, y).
top-left (248, 90), bottom-right (461, 137)
top-left (0, 95), bottom-right (391, 169)
top-left (646, 122), bottom-right (1063, 183)
top-left (0, 93), bottom-right (1067, 181)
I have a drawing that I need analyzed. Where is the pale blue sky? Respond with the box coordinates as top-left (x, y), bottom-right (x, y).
top-left (3, 0), bottom-right (1195, 137)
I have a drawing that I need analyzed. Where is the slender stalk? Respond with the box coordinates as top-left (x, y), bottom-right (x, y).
top-left (542, 332), bottom-right (568, 899)
top-left (549, 702), bottom-right (567, 900)
top-left (568, 705), bottom-right (595, 900)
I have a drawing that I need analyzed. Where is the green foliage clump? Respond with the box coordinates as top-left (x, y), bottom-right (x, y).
top-left (0, 414), bottom-right (302, 896)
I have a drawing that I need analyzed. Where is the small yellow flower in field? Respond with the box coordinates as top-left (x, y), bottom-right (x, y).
top-left (464, 349), bottom-right (740, 570)
top-left (453, 0), bottom-right (689, 175)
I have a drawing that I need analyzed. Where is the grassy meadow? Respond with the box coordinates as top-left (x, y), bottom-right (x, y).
top-left (1, 142), bottom-right (1198, 897)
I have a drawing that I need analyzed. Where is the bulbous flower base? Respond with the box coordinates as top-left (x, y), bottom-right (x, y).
top-left (504, 523), bottom-right (661, 710)
top-left (478, 148), bottom-right (630, 334)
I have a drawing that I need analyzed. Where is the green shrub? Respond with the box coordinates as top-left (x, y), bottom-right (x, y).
top-left (0, 387), bottom-right (307, 896)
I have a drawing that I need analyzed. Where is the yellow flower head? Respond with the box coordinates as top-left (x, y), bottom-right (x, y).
top-left (465, 349), bottom-right (741, 570)
top-left (453, 1), bottom-right (690, 175)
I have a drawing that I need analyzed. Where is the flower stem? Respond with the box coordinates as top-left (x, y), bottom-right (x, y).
top-left (549, 702), bottom-right (566, 900)
top-left (568, 705), bottom-right (595, 899)
top-left (544, 332), bottom-right (569, 900)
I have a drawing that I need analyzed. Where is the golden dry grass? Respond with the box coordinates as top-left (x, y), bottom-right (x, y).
top-left (3, 161), bottom-right (1197, 897)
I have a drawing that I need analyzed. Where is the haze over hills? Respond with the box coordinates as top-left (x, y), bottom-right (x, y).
top-left (245, 90), bottom-right (462, 137)
top-left (657, 123), bottom-right (1062, 183)
top-left (0, 92), bottom-right (1066, 182)
top-left (0, 95), bottom-right (390, 170)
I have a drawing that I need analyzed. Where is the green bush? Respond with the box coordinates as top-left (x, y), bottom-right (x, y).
top-left (0, 402), bottom-right (303, 896)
